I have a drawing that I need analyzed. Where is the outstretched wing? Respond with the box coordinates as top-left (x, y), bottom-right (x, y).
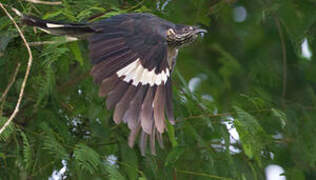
top-left (88, 14), bottom-right (175, 155)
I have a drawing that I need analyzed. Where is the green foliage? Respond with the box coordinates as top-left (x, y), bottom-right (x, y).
top-left (19, 130), bottom-right (32, 171)
top-left (0, 116), bottom-right (14, 141)
top-left (73, 143), bottom-right (101, 174)
top-left (1, 0), bottom-right (316, 179)
top-left (41, 126), bottom-right (69, 160)
top-left (103, 160), bottom-right (125, 180)
top-left (233, 106), bottom-right (267, 162)
top-left (120, 144), bottom-right (139, 180)
top-left (271, 108), bottom-right (287, 128)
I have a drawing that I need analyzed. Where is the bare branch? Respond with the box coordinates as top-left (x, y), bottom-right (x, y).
top-left (24, 0), bottom-right (62, 5)
top-left (180, 109), bottom-right (272, 122)
top-left (176, 169), bottom-right (232, 180)
top-left (274, 17), bottom-right (287, 108)
top-left (0, 3), bottom-right (33, 134)
top-left (0, 63), bottom-right (21, 103)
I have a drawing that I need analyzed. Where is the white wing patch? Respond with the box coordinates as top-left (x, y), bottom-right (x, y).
top-left (46, 23), bottom-right (65, 28)
top-left (116, 58), bottom-right (170, 86)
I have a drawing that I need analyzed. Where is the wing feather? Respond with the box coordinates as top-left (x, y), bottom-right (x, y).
top-left (98, 74), bottom-right (120, 97)
top-left (113, 85), bottom-right (138, 124)
top-left (87, 13), bottom-right (176, 155)
top-left (123, 85), bottom-right (147, 130)
top-left (165, 79), bottom-right (175, 124)
top-left (150, 127), bottom-right (156, 155)
top-left (91, 51), bottom-right (138, 84)
top-left (139, 87), bottom-right (155, 134)
top-left (139, 131), bottom-right (148, 156)
top-left (153, 84), bottom-right (166, 133)
top-left (106, 80), bottom-right (129, 109)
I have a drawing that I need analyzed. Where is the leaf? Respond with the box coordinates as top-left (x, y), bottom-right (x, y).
top-left (211, 43), bottom-right (242, 89)
top-left (285, 168), bottom-right (305, 180)
top-left (0, 17), bottom-right (11, 30)
top-left (89, 9), bottom-right (123, 22)
top-left (0, 32), bottom-right (17, 52)
top-left (35, 65), bottom-right (56, 108)
top-left (77, 7), bottom-right (107, 21)
top-left (104, 160), bottom-right (125, 180)
top-left (73, 143), bottom-right (101, 174)
top-left (120, 144), bottom-right (138, 180)
top-left (0, 116), bottom-right (14, 141)
top-left (271, 108), bottom-right (287, 128)
top-left (19, 130), bottom-right (32, 171)
top-left (166, 120), bottom-right (178, 148)
top-left (42, 133), bottom-right (69, 160)
top-left (233, 106), bottom-right (267, 164)
top-left (277, 1), bottom-right (316, 49)
top-left (68, 41), bottom-right (84, 66)
top-left (43, 10), bottom-right (63, 19)
top-left (165, 147), bottom-right (185, 166)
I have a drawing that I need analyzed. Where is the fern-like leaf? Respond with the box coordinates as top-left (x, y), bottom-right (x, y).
top-left (0, 116), bottom-right (14, 141)
top-left (73, 143), bottom-right (101, 174)
top-left (42, 133), bottom-right (69, 160)
top-left (35, 66), bottom-right (56, 108)
top-left (19, 130), bottom-right (32, 171)
top-left (233, 106), bottom-right (268, 166)
top-left (103, 161), bottom-right (125, 180)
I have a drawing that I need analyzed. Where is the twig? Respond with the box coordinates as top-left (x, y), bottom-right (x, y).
top-left (181, 112), bottom-right (231, 121)
top-left (175, 169), bottom-right (232, 180)
top-left (274, 17), bottom-right (287, 108)
top-left (181, 108), bottom-right (271, 122)
top-left (24, 0), bottom-right (62, 5)
top-left (0, 63), bottom-right (21, 103)
top-left (0, 3), bottom-right (33, 134)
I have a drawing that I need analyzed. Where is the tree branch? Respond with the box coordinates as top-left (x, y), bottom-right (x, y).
top-left (0, 63), bottom-right (21, 103)
top-left (180, 109), bottom-right (272, 122)
top-left (175, 168), bottom-right (232, 180)
top-left (274, 17), bottom-right (287, 108)
top-left (0, 63), bottom-right (21, 116)
top-left (0, 3), bottom-right (33, 134)
top-left (24, 0), bottom-right (62, 5)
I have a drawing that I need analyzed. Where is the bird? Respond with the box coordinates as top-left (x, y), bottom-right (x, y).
top-left (15, 9), bottom-right (207, 155)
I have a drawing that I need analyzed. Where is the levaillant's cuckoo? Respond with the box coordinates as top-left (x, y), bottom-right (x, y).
top-left (18, 11), bottom-right (207, 155)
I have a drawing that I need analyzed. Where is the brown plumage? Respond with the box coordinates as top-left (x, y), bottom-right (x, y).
top-left (113, 85), bottom-right (137, 124)
top-left (153, 84), bottom-right (166, 133)
top-left (140, 87), bottom-right (155, 134)
top-left (20, 11), bottom-right (207, 155)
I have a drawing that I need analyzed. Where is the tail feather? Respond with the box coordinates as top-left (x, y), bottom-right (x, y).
top-left (13, 8), bottom-right (96, 38)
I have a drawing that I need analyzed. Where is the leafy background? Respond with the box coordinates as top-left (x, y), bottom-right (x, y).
top-left (1, 0), bottom-right (316, 179)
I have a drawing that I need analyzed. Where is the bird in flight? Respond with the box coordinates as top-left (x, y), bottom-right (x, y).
top-left (17, 10), bottom-right (207, 155)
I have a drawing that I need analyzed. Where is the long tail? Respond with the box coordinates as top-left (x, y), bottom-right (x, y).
top-left (12, 8), bottom-right (96, 38)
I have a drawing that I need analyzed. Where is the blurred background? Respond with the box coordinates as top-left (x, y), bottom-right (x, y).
top-left (0, 0), bottom-right (316, 179)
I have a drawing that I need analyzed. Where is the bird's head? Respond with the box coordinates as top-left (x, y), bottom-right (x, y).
top-left (166, 25), bottom-right (207, 47)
